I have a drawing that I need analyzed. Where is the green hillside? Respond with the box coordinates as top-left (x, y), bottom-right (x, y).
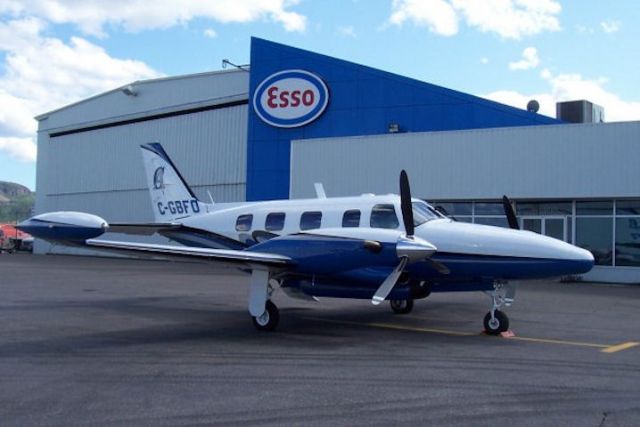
top-left (0, 182), bottom-right (35, 223)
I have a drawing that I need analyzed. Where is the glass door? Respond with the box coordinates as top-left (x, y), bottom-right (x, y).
top-left (520, 216), bottom-right (567, 242)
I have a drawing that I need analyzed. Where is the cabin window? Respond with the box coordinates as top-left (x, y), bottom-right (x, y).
top-left (235, 214), bottom-right (253, 231)
top-left (300, 211), bottom-right (322, 230)
top-left (265, 212), bottom-right (286, 231)
top-left (342, 210), bottom-right (361, 227)
top-left (412, 201), bottom-right (440, 227)
top-left (370, 204), bottom-right (399, 229)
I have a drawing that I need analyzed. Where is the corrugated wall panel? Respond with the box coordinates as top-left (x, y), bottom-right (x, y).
top-left (45, 105), bottom-right (247, 197)
top-left (291, 121), bottom-right (640, 201)
top-left (35, 105), bottom-right (247, 255)
top-left (39, 70), bottom-right (249, 132)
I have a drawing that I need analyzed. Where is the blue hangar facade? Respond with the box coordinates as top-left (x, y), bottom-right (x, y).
top-left (246, 37), bottom-right (559, 202)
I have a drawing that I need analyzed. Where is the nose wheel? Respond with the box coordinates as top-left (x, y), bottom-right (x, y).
top-left (390, 298), bottom-right (414, 314)
top-left (483, 281), bottom-right (515, 335)
top-left (483, 310), bottom-right (509, 335)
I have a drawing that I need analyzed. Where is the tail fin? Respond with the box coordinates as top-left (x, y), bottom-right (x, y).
top-left (140, 143), bottom-right (210, 222)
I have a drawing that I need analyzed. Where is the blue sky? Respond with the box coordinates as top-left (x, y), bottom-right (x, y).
top-left (1, 0), bottom-right (638, 191)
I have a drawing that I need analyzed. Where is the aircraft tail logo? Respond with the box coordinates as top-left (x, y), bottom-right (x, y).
top-left (140, 143), bottom-right (210, 222)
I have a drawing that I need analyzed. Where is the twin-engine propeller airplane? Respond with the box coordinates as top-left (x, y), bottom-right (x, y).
top-left (19, 143), bottom-right (594, 333)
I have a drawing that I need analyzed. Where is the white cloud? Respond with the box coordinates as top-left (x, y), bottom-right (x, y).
top-left (203, 28), bottom-right (218, 38)
top-left (575, 24), bottom-right (594, 34)
top-left (480, 57), bottom-right (489, 64)
top-left (0, 137), bottom-right (37, 162)
top-left (600, 20), bottom-right (621, 34)
top-left (484, 70), bottom-right (640, 122)
top-left (337, 25), bottom-right (356, 38)
top-left (0, 18), bottom-right (161, 162)
top-left (389, 0), bottom-right (561, 39)
top-left (389, 0), bottom-right (459, 36)
top-left (509, 47), bottom-right (540, 70)
top-left (0, 0), bottom-right (307, 36)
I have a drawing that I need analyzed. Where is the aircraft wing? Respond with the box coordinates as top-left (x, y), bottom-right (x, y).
top-left (107, 223), bottom-right (181, 235)
top-left (107, 223), bottom-right (248, 250)
top-left (85, 239), bottom-right (292, 268)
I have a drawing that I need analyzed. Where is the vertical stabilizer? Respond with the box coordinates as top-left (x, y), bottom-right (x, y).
top-left (140, 143), bottom-right (210, 222)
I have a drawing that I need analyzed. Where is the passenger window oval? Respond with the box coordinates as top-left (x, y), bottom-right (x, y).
top-left (266, 212), bottom-right (286, 231)
top-left (342, 209), bottom-right (361, 227)
top-left (235, 214), bottom-right (253, 231)
top-left (300, 211), bottom-right (322, 230)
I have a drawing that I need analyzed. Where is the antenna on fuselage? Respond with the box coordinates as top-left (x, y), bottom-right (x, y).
top-left (314, 183), bottom-right (327, 199)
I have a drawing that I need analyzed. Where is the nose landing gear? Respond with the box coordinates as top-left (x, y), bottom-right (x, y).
top-left (483, 281), bottom-right (516, 335)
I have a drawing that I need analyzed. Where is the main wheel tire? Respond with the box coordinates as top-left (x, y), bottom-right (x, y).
top-left (390, 299), bottom-right (414, 314)
top-left (252, 300), bottom-right (279, 331)
top-left (483, 310), bottom-right (509, 335)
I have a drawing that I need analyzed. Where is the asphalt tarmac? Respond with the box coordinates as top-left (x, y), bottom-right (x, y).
top-left (1, 253), bottom-right (639, 426)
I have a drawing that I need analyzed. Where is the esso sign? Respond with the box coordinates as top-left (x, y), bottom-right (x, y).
top-left (253, 70), bottom-right (329, 128)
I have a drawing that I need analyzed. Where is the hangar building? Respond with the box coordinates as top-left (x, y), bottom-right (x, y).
top-left (35, 38), bottom-right (640, 283)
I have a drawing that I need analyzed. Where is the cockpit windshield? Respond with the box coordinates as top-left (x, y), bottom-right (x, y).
top-left (412, 201), bottom-right (442, 227)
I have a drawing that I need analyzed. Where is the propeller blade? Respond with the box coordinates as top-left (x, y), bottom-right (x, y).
top-left (400, 170), bottom-right (414, 237)
top-left (502, 195), bottom-right (519, 230)
top-left (372, 257), bottom-right (409, 305)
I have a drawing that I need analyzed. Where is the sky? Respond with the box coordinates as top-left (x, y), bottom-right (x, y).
top-left (0, 0), bottom-right (638, 191)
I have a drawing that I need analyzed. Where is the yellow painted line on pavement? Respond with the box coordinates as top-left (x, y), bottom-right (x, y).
top-left (298, 316), bottom-right (474, 336)
top-left (298, 316), bottom-right (640, 353)
top-left (505, 335), bottom-right (607, 349)
top-left (601, 342), bottom-right (640, 353)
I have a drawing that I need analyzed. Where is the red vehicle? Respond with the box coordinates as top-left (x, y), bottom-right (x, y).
top-left (0, 224), bottom-right (33, 252)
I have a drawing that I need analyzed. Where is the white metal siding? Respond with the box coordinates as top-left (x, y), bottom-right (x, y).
top-left (38, 70), bottom-right (249, 132)
top-left (36, 101), bottom-right (247, 255)
top-left (291, 121), bottom-right (640, 201)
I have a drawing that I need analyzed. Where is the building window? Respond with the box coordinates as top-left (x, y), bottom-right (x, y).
top-left (474, 202), bottom-right (505, 215)
top-left (235, 214), bottom-right (253, 232)
top-left (265, 212), bottom-right (285, 231)
top-left (615, 217), bottom-right (640, 267)
top-left (576, 201), bottom-right (613, 216)
top-left (475, 217), bottom-right (509, 228)
top-left (616, 200), bottom-right (640, 215)
top-left (342, 210), bottom-right (361, 227)
top-left (300, 211), bottom-right (322, 230)
top-left (370, 204), bottom-right (399, 229)
top-left (615, 200), bottom-right (640, 267)
top-left (576, 217), bottom-right (613, 266)
top-left (516, 202), bottom-right (572, 216)
top-left (432, 202), bottom-right (472, 216)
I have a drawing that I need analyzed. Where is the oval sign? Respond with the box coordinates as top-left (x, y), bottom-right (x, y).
top-left (253, 69), bottom-right (329, 128)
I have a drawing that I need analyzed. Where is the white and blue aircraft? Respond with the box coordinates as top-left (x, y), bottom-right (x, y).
top-left (19, 143), bottom-right (594, 333)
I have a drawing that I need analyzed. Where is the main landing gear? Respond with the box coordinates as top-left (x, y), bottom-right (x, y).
top-left (252, 300), bottom-right (279, 331)
top-left (483, 281), bottom-right (516, 335)
top-left (389, 299), bottom-right (414, 314)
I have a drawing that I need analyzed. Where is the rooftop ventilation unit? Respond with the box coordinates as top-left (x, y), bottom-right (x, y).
top-left (556, 100), bottom-right (605, 123)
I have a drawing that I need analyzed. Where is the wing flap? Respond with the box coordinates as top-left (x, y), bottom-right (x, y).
top-left (86, 239), bottom-right (292, 268)
top-left (107, 223), bottom-right (181, 235)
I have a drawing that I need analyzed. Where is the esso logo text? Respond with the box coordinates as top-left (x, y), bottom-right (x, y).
top-left (253, 70), bottom-right (329, 128)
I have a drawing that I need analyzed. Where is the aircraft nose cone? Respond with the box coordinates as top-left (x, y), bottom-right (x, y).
top-left (565, 244), bottom-right (595, 274)
top-left (531, 233), bottom-right (595, 276)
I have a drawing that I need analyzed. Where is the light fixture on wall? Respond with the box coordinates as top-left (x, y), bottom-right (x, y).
top-left (121, 85), bottom-right (137, 97)
top-left (388, 122), bottom-right (400, 133)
